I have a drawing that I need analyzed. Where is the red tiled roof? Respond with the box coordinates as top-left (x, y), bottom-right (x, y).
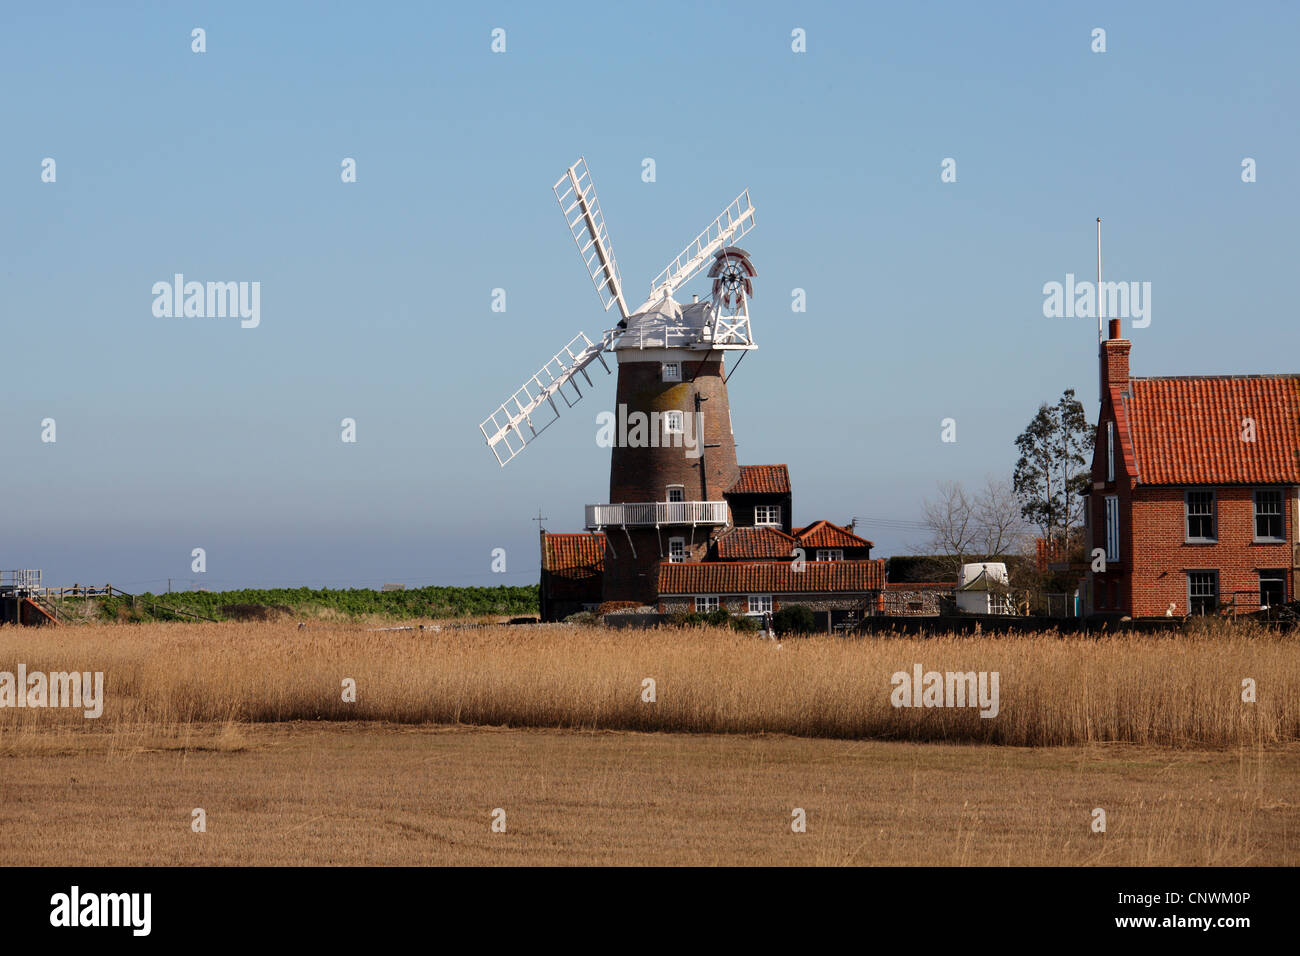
top-left (1121, 375), bottom-right (1300, 485)
top-left (727, 464), bottom-right (791, 495)
top-left (541, 532), bottom-right (605, 574)
top-left (657, 560), bottom-right (885, 595)
top-left (793, 520), bottom-right (875, 549)
top-left (714, 526), bottom-right (798, 559)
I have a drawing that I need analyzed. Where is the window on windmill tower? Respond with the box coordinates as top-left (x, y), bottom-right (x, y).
top-left (666, 485), bottom-right (685, 503)
top-left (662, 362), bottom-right (681, 382)
top-left (663, 410), bottom-right (684, 434)
top-left (669, 537), bottom-right (687, 563)
top-left (754, 505), bottom-right (781, 527)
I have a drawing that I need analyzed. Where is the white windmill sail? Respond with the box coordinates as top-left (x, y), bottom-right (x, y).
top-left (478, 156), bottom-right (756, 466)
top-left (479, 330), bottom-right (613, 467)
top-left (636, 190), bottom-right (755, 314)
top-left (554, 157), bottom-right (630, 321)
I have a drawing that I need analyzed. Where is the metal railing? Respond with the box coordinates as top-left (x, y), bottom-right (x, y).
top-left (28, 584), bottom-right (114, 598)
top-left (586, 500), bottom-right (730, 528)
top-left (0, 570), bottom-right (42, 590)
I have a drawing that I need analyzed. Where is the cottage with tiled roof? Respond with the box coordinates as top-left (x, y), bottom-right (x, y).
top-left (724, 464), bottom-right (793, 534)
top-left (657, 558), bottom-right (885, 626)
top-left (791, 520), bottom-right (874, 561)
top-left (1086, 319), bottom-right (1299, 617)
top-left (711, 525), bottom-right (799, 560)
top-left (543, 457), bottom-right (887, 627)
top-left (539, 531), bottom-right (605, 621)
top-left (650, 465), bottom-right (885, 630)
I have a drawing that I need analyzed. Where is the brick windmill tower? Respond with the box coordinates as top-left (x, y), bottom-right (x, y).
top-left (480, 157), bottom-right (758, 604)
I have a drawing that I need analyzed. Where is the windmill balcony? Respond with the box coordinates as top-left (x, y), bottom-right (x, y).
top-left (585, 501), bottom-right (730, 529)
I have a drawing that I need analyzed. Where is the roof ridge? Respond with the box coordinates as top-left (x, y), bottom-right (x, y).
top-left (1132, 373), bottom-right (1300, 382)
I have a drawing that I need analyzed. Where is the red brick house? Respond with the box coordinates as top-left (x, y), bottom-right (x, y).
top-left (655, 472), bottom-right (885, 629)
top-left (542, 462), bottom-right (886, 628)
top-left (791, 520), bottom-right (874, 561)
top-left (655, 559), bottom-right (885, 631)
top-left (1085, 319), bottom-right (1300, 617)
top-left (538, 531), bottom-right (605, 621)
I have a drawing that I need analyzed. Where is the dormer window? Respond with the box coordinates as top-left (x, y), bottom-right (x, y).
top-left (754, 504), bottom-right (781, 527)
top-left (815, 549), bottom-right (843, 561)
top-left (662, 362), bottom-right (681, 382)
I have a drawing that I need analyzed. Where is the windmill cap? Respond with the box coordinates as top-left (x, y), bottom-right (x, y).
top-left (615, 299), bottom-right (716, 350)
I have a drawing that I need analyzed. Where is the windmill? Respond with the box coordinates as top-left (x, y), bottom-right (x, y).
top-left (479, 156), bottom-right (758, 604)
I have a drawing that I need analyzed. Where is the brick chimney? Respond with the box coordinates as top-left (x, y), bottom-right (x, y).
top-left (1100, 318), bottom-right (1130, 393)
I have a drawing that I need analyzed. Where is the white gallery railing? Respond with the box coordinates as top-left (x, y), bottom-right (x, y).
top-left (585, 501), bottom-right (730, 528)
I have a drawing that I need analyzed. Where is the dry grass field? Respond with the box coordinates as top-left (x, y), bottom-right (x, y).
top-left (0, 724), bottom-right (1295, 866)
top-left (1, 619), bottom-right (1297, 865)
top-left (0, 619), bottom-right (1296, 744)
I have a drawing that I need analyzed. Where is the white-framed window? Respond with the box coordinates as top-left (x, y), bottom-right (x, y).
top-left (1106, 421), bottom-right (1115, 483)
top-left (1187, 571), bottom-right (1219, 616)
top-left (1186, 490), bottom-right (1216, 542)
top-left (754, 504), bottom-right (781, 527)
top-left (1254, 489), bottom-right (1284, 541)
top-left (694, 595), bottom-right (719, 612)
top-left (815, 549), bottom-right (843, 561)
top-left (666, 485), bottom-right (684, 503)
top-left (662, 362), bottom-right (681, 382)
top-left (663, 410), bottom-right (684, 434)
top-left (1105, 495), bottom-right (1120, 563)
top-left (748, 594), bottom-right (773, 615)
top-left (668, 537), bottom-right (686, 563)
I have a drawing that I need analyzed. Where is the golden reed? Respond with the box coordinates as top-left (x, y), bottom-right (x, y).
top-left (1, 619), bottom-right (1295, 747)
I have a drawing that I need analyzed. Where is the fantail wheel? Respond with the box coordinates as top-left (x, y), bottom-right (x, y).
top-left (708, 246), bottom-right (757, 311)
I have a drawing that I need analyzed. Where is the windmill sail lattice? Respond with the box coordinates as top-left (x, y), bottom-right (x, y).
top-left (478, 331), bottom-right (613, 467)
top-left (554, 158), bottom-right (629, 321)
top-left (479, 156), bottom-right (755, 468)
top-left (637, 190), bottom-right (755, 313)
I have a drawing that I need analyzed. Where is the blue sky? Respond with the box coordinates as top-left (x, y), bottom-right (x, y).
top-left (2, 1), bottom-right (1296, 591)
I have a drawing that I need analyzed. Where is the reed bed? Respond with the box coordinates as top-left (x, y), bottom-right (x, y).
top-left (1, 619), bottom-right (1295, 747)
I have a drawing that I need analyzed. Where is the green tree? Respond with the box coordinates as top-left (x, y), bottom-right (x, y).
top-left (772, 605), bottom-right (817, 636)
top-left (1012, 388), bottom-right (1092, 549)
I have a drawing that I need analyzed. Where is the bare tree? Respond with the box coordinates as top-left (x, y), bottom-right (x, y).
top-left (971, 477), bottom-right (1029, 557)
top-left (921, 481), bottom-right (978, 567)
top-left (920, 477), bottom-right (1028, 571)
